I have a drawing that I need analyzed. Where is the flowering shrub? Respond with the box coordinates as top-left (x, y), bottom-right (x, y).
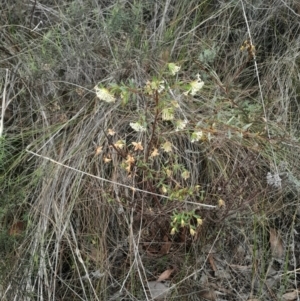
top-left (94, 62), bottom-right (205, 141)
top-left (170, 210), bottom-right (203, 236)
top-left (93, 62), bottom-right (206, 236)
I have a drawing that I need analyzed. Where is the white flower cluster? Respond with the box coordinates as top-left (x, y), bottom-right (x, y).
top-left (157, 81), bottom-right (165, 94)
top-left (191, 130), bottom-right (204, 143)
top-left (130, 122), bottom-right (147, 132)
top-left (184, 74), bottom-right (204, 96)
top-left (168, 63), bottom-right (181, 76)
top-left (144, 80), bottom-right (165, 95)
top-left (267, 172), bottom-right (282, 188)
top-left (94, 86), bottom-right (116, 103)
top-left (175, 119), bottom-right (188, 131)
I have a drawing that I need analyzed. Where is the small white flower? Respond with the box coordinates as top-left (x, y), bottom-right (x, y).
top-left (130, 122), bottom-right (147, 132)
top-left (185, 74), bottom-right (204, 96)
top-left (190, 74), bottom-right (204, 95)
top-left (191, 130), bottom-right (204, 143)
top-left (175, 119), bottom-right (188, 131)
top-left (94, 86), bottom-right (116, 103)
top-left (168, 63), bottom-right (181, 76)
top-left (144, 80), bottom-right (165, 94)
top-left (267, 172), bottom-right (282, 188)
top-left (158, 81), bottom-right (165, 94)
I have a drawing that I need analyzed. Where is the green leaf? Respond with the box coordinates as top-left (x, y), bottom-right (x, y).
top-left (242, 123), bottom-right (252, 130)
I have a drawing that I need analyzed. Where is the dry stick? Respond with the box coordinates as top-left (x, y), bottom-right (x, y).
top-left (143, 90), bottom-right (163, 208)
top-left (0, 69), bottom-right (9, 138)
top-left (145, 90), bottom-right (159, 162)
top-left (29, 0), bottom-right (37, 29)
top-left (102, 127), bottom-right (127, 159)
top-left (26, 148), bottom-right (216, 209)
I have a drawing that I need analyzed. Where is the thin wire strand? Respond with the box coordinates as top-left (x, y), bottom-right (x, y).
top-left (26, 148), bottom-right (216, 209)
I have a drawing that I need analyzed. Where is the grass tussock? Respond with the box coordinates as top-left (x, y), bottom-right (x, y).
top-left (1, 0), bottom-right (300, 300)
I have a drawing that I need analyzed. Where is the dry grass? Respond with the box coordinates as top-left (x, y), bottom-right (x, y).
top-left (1, 0), bottom-right (300, 300)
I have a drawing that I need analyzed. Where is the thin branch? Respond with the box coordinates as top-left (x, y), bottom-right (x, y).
top-left (26, 148), bottom-right (216, 209)
top-left (0, 69), bottom-right (9, 138)
top-left (145, 90), bottom-right (159, 162)
top-left (30, 0), bottom-right (37, 29)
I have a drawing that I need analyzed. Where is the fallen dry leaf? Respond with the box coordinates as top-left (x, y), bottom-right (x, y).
top-left (208, 253), bottom-right (217, 272)
top-left (147, 281), bottom-right (170, 300)
top-left (282, 290), bottom-right (300, 301)
top-left (218, 198), bottom-right (226, 208)
top-left (9, 221), bottom-right (25, 236)
top-left (269, 228), bottom-right (284, 259)
top-left (157, 269), bottom-right (174, 282)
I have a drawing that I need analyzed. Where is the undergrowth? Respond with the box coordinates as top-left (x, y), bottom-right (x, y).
top-left (1, 0), bottom-right (300, 300)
